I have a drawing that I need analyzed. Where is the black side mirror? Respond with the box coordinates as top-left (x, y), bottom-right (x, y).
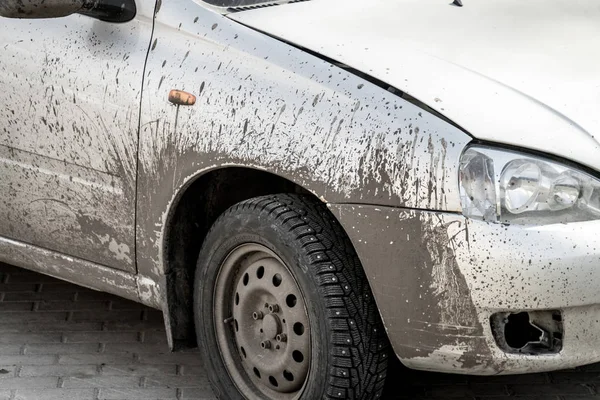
top-left (0, 0), bottom-right (135, 22)
top-left (0, 0), bottom-right (91, 18)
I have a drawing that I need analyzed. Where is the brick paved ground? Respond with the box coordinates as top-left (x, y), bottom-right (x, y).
top-left (1, 263), bottom-right (600, 400)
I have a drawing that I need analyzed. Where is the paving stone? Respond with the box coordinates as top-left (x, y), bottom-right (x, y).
top-left (38, 300), bottom-right (110, 311)
top-left (3, 263), bottom-right (600, 400)
top-left (137, 353), bottom-right (204, 366)
top-left (140, 330), bottom-right (169, 344)
top-left (101, 364), bottom-right (177, 376)
top-left (179, 365), bottom-right (206, 376)
top-left (3, 291), bottom-right (75, 302)
top-left (0, 376), bottom-right (59, 389)
top-left (62, 375), bottom-right (142, 388)
top-left (551, 371), bottom-right (600, 383)
top-left (13, 389), bottom-right (96, 400)
top-left (180, 387), bottom-right (218, 399)
top-left (98, 388), bottom-right (178, 399)
top-left (63, 331), bottom-right (139, 344)
top-left (0, 365), bottom-right (18, 378)
top-left (110, 299), bottom-right (149, 310)
top-left (0, 302), bottom-right (34, 311)
top-left (0, 355), bottom-right (57, 366)
top-left (509, 382), bottom-right (594, 396)
top-left (0, 283), bottom-right (37, 293)
top-left (0, 344), bottom-right (24, 355)
top-left (0, 312), bottom-right (68, 323)
top-left (144, 374), bottom-right (211, 388)
top-left (69, 310), bottom-right (145, 323)
top-left (25, 343), bottom-right (101, 355)
top-left (103, 342), bottom-right (171, 355)
top-left (19, 364), bottom-right (99, 377)
top-left (40, 283), bottom-right (92, 293)
top-left (0, 333), bottom-right (62, 344)
top-left (103, 321), bottom-right (163, 332)
top-left (58, 353), bottom-right (135, 365)
top-left (0, 321), bottom-right (102, 333)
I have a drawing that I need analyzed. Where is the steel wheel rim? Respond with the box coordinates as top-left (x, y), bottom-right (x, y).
top-left (214, 243), bottom-right (311, 399)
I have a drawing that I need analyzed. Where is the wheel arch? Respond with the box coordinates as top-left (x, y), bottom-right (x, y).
top-left (162, 166), bottom-right (317, 349)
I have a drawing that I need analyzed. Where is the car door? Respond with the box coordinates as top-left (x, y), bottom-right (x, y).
top-left (0, 1), bottom-right (155, 272)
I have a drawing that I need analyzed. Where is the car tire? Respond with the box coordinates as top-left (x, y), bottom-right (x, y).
top-left (194, 194), bottom-right (389, 400)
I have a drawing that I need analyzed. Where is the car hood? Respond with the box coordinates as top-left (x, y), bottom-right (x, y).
top-left (230, 0), bottom-right (600, 172)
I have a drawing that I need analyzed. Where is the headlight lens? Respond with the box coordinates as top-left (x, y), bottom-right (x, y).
top-left (459, 146), bottom-right (600, 224)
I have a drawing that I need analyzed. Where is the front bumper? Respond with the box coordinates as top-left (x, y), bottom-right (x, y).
top-left (329, 203), bottom-right (600, 375)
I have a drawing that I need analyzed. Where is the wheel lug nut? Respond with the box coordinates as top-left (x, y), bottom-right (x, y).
top-left (260, 340), bottom-right (272, 349)
top-left (252, 311), bottom-right (264, 320)
top-left (268, 304), bottom-right (279, 313)
top-left (276, 333), bottom-right (287, 342)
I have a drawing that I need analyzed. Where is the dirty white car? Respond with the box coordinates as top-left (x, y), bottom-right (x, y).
top-left (2, 0), bottom-right (600, 398)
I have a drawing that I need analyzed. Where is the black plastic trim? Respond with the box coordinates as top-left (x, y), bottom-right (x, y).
top-left (79, 0), bottom-right (136, 22)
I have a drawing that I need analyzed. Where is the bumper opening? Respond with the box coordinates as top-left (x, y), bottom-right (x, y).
top-left (491, 311), bottom-right (563, 355)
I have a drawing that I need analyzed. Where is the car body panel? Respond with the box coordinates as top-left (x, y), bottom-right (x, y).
top-left (231, 0), bottom-right (600, 172)
top-left (0, 6), bottom-right (155, 271)
top-left (136, 1), bottom-right (471, 285)
top-left (331, 203), bottom-right (600, 374)
top-left (0, 235), bottom-right (140, 302)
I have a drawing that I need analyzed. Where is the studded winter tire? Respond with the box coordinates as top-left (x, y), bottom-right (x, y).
top-left (194, 194), bottom-right (389, 399)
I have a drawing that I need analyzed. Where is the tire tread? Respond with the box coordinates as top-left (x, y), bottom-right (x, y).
top-left (207, 194), bottom-right (389, 400)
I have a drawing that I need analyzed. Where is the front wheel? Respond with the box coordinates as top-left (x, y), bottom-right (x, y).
top-left (194, 194), bottom-right (389, 399)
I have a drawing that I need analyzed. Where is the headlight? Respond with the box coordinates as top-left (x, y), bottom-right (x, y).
top-left (459, 146), bottom-right (600, 224)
